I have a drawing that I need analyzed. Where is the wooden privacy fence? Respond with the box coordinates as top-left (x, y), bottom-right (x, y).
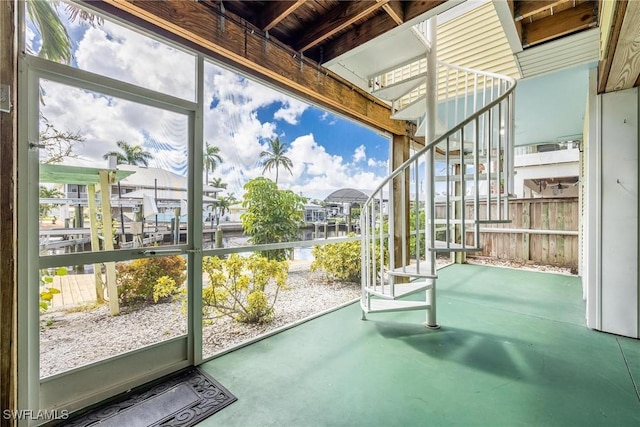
top-left (461, 198), bottom-right (579, 268)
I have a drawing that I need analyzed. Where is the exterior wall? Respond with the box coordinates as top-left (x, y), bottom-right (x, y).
top-left (514, 149), bottom-right (580, 198)
top-left (585, 79), bottom-right (640, 338)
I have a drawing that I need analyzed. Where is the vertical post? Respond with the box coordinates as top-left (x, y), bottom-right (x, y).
top-left (522, 201), bottom-right (531, 262)
top-left (98, 171), bottom-right (119, 315)
top-left (424, 16), bottom-right (439, 328)
top-left (0, 0), bottom-right (17, 418)
top-left (392, 134), bottom-right (410, 284)
top-left (87, 184), bottom-right (106, 302)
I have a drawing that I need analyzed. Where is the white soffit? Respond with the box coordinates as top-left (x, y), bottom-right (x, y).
top-left (516, 29), bottom-right (599, 78)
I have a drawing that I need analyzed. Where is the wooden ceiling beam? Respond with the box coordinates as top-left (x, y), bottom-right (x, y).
top-left (521, 1), bottom-right (596, 47)
top-left (259, 0), bottom-right (305, 32)
top-left (321, 0), bottom-right (446, 63)
top-left (598, 0), bottom-right (627, 93)
top-left (95, 0), bottom-right (407, 135)
top-left (604, 0), bottom-right (640, 92)
top-left (294, 0), bottom-right (390, 53)
top-left (381, 0), bottom-right (405, 25)
top-left (403, 0), bottom-right (447, 22)
top-left (514, 0), bottom-right (565, 21)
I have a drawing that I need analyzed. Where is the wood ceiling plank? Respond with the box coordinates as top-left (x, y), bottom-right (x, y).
top-left (98, 0), bottom-right (407, 135)
top-left (522, 1), bottom-right (596, 47)
top-left (605, 0), bottom-right (640, 92)
top-left (382, 0), bottom-right (405, 25)
top-left (259, 0), bottom-right (305, 32)
top-left (294, 0), bottom-right (390, 52)
top-left (322, 0), bottom-right (446, 63)
top-left (514, 0), bottom-right (565, 21)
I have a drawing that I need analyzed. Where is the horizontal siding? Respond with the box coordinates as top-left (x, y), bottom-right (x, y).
top-left (438, 2), bottom-right (520, 79)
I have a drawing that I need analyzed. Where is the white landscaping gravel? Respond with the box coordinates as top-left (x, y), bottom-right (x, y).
top-left (39, 269), bottom-right (360, 378)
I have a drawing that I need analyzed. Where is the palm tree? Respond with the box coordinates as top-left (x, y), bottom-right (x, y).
top-left (103, 140), bottom-right (153, 166)
top-left (26, 0), bottom-right (72, 63)
top-left (39, 185), bottom-right (63, 219)
top-left (260, 137), bottom-right (293, 184)
top-left (209, 177), bottom-right (227, 189)
top-left (204, 143), bottom-right (223, 186)
top-left (217, 194), bottom-right (238, 218)
top-left (27, 1), bottom-right (102, 64)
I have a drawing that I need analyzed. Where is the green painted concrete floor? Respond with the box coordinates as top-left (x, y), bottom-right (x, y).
top-left (199, 264), bottom-right (640, 426)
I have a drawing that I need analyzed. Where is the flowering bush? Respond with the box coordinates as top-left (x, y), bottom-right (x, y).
top-left (202, 254), bottom-right (288, 324)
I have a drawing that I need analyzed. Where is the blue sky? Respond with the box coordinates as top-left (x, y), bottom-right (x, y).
top-left (28, 2), bottom-right (391, 200)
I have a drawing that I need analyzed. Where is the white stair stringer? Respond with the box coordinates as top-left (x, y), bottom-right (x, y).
top-left (360, 18), bottom-right (517, 327)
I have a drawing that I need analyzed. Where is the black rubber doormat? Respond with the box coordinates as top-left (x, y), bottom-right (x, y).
top-left (63, 367), bottom-right (237, 427)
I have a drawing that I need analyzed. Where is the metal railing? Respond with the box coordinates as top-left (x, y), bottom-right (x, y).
top-left (361, 62), bottom-right (516, 303)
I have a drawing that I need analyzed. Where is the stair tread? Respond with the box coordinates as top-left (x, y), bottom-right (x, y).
top-left (390, 262), bottom-right (437, 277)
top-left (365, 280), bottom-right (434, 299)
top-left (391, 95), bottom-right (427, 119)
top-left (372, 72), bottom-right (427, 101)
top-left (432, 240), bottom-right (481, 251)
top-left (362, 299), bottom-right (431, 314)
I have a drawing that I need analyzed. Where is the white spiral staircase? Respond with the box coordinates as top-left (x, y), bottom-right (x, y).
top-left (360, 18), bottom-right (517, 327)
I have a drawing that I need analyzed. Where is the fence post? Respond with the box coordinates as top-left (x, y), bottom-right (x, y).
top-left (522, 201), bottom-right (530, 262)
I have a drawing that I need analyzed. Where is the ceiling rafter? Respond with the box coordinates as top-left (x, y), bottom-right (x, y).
top-left (320, 0), bottom-right (446, 63)
top-left (521, 1), bottom-right (597, 47)
top-left (381, 0), bottom-right (405, 25)
top-left (259, 0), bottom-right (305, 32)
top-left (514, 0), bottom-right (565, 21)
top-left (293, 0), bottom-right (391, 53)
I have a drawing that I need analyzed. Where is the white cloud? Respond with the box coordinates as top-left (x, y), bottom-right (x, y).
top-left (74, 21), bottom-right (196, 100)
top-left (36, 17), bottom-right (388, 200)
top-left (367, 158), bottom-right (387, 169)
top-left (273, 99), bottom-right (308, 125)
top-left (353, 145), bottom-right (366, 163)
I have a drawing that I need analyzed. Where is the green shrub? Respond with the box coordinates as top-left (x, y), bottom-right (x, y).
top-left (202, 254), bottom-right (288, 324)
top-left (311, 234), bottom-right (388, 283)
top-left (241, 177), bottom-right (305, 261)
top-left (311, 239), bottom-right (361, 282)
top-left (116, 255), bottom-right (186, 304)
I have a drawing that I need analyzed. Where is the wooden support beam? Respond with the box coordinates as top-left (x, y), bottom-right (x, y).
top-left (95, 0), bottom-right (406, 135)
top-left (259, 0), bottom-right (305, 32)
top-left (514, 0), bottom-right (565, 21)
top-left (381, 0), bottom-right (404, 25)
top-left (322, 0), bottom-right (445, 63)
top-left (604, 0), bottom-right (640, 92)
top-left (0, 0), bottom-right (17, 422)
top-left (392, 134), bottom-right (410, 283)
top-left (522, 2), bottom-right (596, 47)
top-left (294, 0), bottom-right (390, 53)
top-left (98, 171), bottom-right (119, 316)
top-left (598, 0), bottom-right (627, 93)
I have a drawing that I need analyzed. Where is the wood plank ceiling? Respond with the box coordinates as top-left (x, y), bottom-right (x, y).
top-left (199, 1), bottom-right (449, 65)
top-left (513, 0), bottom-right (598, 48)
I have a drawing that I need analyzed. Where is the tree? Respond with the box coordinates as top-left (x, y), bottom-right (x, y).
top-left (241, 178), bottom-right (305, 261)
top-left (27, 0), bottom-right (102, 64)
top-left (39, 122), bottom-right (85, 164)
top-left (39, 186), bottom-right (63, 219)
top-left (204, 143), bottom-right (223, 186)
top-left (217, 194), bottom-right (238, 218)
top-left (260, 137), bottom-right (293, 184)
top-left (209, 177), bottom-right (227, 189)
top-left (103, 140), bottom-right (153, 166)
